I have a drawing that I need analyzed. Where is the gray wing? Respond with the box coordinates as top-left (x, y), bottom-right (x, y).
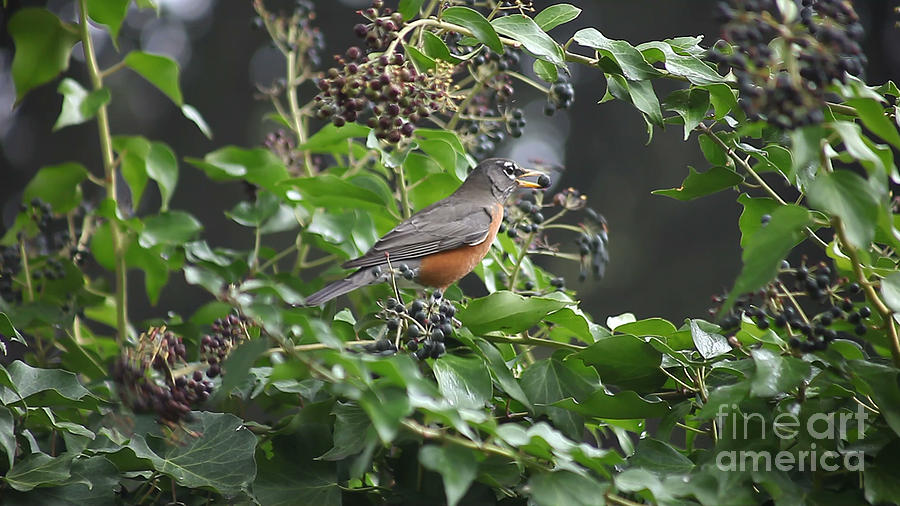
top-left (342, 199), bottom-right (496, 269)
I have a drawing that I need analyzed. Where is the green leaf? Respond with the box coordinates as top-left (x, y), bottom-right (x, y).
top-left (533, 59), bottom-right (558, 83)
top-left (138, 211), bottom-right (202, 248)
top-left (520, 358), bottom-right (594, 440)
top-left (9, 8), bottom-right (79, 102)
top-left (705, 83), bottom-right (738, 119)
top-left (851, 360), bottom-right (900, 438)
top-left (0, 406), bottom-right (15, 468)
top-left (534, 4), bottom-right (581, 31)
top-left (730, 204), bottom-right (811, 301)
top-left (358, 386), bottom-right (411, 443)
top-left (181, 104), bottom-right (213, 139)
top-left (737, 195), bottom-right (780, 248)
top-left (23, 162), bottom-right (88, 214)
top-left (124, 50), bottom-right (183, 105)
top-left (217, 338), bottom-right (271, 399)
top-left (2, 360), bottom-right (93, 406)
top-left (226, 193), bottom-right (281, 227)
top-left (653, 166), bottom-right (743, 201)
top-left (573, 28), bottom-right (662, 81)
top-left (528, 470), bottom-right (608, 506)
top-left (405, 44), bottom-right (436, 73)
top-left (881, 272), bottom-right (900, 313)
top-left (750, 348), bottom-right (810, 397)
top-left (846, 98), bottom-right (900, 150)
top-left (4, 452), bottom-right (72, 492)
top-left (86, 0), bottom-right (129, 41)
top-left (53, 78), bottom-right (110, 131)
top-left (629, 438), bottom-right (694, 474)
top-left (474, 339), bottom-right (531, 409)
top-left (282, 174), bottom-right (392, 216)
top-left (186, 146), bottom-right (288, 192)
top-left (638, 41), bottom-right (724, 86)
top-left (432, 355), bottom-right (492, 410)
top-left (306, 209), bottom-right (378, 259)
top-left (299, 123), bottom-right (371, 152)
top-left (15, 456), bottom-right (120, 505)
top-left (441, 7), bottom-right (503, 53)
top-left (422, 32), bottom-right (461, 64)
top-left (553, 390), bottom-right (669, 419)
top-left (0, 311), bottom-right (25, 345)
top-left (253, 431), bottom-right (340, 506)
top-left (662, 88), bottom-right (710, 140)
top-left (146, 141), bottom-right (178, 211)
top-left (319, 402), bottom-right (375, 460)
top-left (458, 291), bottom-right (570, 335)
top-left (690, 319), bottom-right (731, 359)
top-left (615, 317), bottom-right (676, 337)
top-left (419, 445), bottom-right (480, 506)
top-left (398, 0), bottom-right (425, 20)
top-left (128, 411), bottom-right (257, 495)
top-left (626, 79), bottom-right (663, 127)
top-left (807, 169), bottom-right (880, 250)
top-left (831, 120), bottom-right (885, 175)
top-left (492, 15), bottom-right (564, 67)
top-left (571, 335), bottom-right (665, 392)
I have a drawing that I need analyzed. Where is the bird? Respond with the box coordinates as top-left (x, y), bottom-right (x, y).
top-left (303, 158), bottom-right (549, 305)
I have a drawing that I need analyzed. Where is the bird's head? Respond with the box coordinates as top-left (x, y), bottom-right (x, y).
top-left (467, 158), bottom-right (550, 202)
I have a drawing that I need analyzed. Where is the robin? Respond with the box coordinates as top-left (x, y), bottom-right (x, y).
top-left (304, 158), bottom-right (549, 305)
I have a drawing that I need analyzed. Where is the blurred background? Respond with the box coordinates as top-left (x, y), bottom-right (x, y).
top-left (1, 0), bottom-right (898, 326)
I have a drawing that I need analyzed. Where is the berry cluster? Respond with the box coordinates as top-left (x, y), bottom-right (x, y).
top-left (112, 327), bottom-right (212, 424)
top-left (712, 256), bottom-right (872, 354)
top-left (575, 210), bottom-right (610, 281)
top-left (0, 245), bottom-right (21, 303)
top-left (366, 291), bottom-right (455, 359)
top-left (199, 314), bottom-right (253, 379)
top-left (352, 0), bottom-right (403, 52)
top-left (545, 79), bottom-right (575, 116)
top-left (709, 0), bottom-right (865, 129)
top-left (313, 48), bottom-right (454, 143)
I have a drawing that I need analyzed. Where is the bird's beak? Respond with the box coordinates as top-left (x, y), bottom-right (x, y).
top-left (516, 170), bottom-right (550, 189)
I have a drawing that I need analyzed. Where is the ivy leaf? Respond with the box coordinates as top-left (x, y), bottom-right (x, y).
top-left (253, 431), bottom-right (340, 506)
top-left (629, 438), bottom-right (694, 474)
top-left (124, 51), bottom-right (183, 105)
top-left (138, 211), bottom-right (202, 248)
top-left (528, 470), bottom-right (609, 506)
top-left (846, 98), bottom-right (900, 150)
top-left (86, 0), bottom-right (130, 42)
top-left (458, 291), bottom-right (570, 335)
top-left (432, 355), bottom-right (492, 410)
top-left (0, 406), bottom-right (15, 468)
top-left (520, 358), bottom-right (594, 440)
top-left (422, 32), bottom-right (462, 64)
top-left (690, 320), bottom-right (731, 359)
top-left (492, 14), bottom-right (565, 67)
top-left (807, 169), bottom-right (880, 250)
top-left (405, 44), bottom-right (436, 73)
top-left (14, 456), bottom-right (121, 504)
top-left (398, 0), bottom-right (425, 20)
top-left (533, 59), bottom-right (558, 83)
top-left (851, 360), bottom-right (900, 438)
top-left (750, 349), bottom-right (810, 397)
top-left (737, 195), bottom-right (780, 248)
top-left (128, 412), bottom-right (257, 495)
top-left (553, 390), bottom-right (669, 419)
top-left (638, 41), bottom-right (724, 86)
top-left (1, 311), bottom-right (25, 346)
top-left (358, 386), bottom-right (411, 443)
top-left (181, 104), bottom-right (213, 139)
top-left (571, 335), bottom-right (665, 392)
top-left (53, 78), bottom-right (110, 131)
top-left (474, 339), bottom-right (531, 409)
top-left (830, 120), bottom-right (885, 175)
top-left (880, 272), bottom-right (900, 313)
top-left (1, 360), bottom-right (94, 407)
top-left (662, 88), bottom-right (711, 140)
top-left (186, 146), bottom-right (288, 192)
top-left (729, 204), bottom-right (811, 305)
top-left (319, 402), bottom-right (375, 460)
top-left (419, 445), bottom-right (480, 506)
top-left (573, 28), bottom-right (662, 81)
top-left (9, 8), bottom-right (80, 102)
top-left (441, 7), bottom-right (503, 53)
top-left (23, 162), bottom-right (88, 214)
top-left (653, 166), bottom-right (743, 201)
top-left (4, 452), bottom-right (72, 491)
top-left (534, 4), bottom-right (582, 31)
top-left (300, 123), bottom-right (371, 152)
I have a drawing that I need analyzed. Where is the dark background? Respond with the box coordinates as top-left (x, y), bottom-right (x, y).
top-left (1, 0), bottom-right (898, 326)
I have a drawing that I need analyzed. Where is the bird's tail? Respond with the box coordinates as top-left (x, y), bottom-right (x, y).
top-left (303, 269), bottom-right (375, 306)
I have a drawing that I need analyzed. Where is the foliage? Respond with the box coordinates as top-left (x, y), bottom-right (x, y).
top-left (2, 0), bottom-right (900, 504)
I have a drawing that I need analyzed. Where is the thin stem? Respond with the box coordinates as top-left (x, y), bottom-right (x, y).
top-left (505, 71), bottom-right (549, 94)
top-left (99, 59), bottom-right (127, 79)
top-left (264, 340), bottom-right (379, 355)
top-left (386, 18), bottom-right (521, 56)
top-left (448, 81), bottom-right (484, 130)
top-left (19, 240), bottom-right (33, 302)
top-left (508, 231), bottom-right (536, 290)
top-left (79, 0), bottom-right (128, 342)
top-left (833, 217), bottom-right (900, 366)
top-left (396, 163), bottom-right (412, 219)
top-left (259, 243), bottom-right (298, 272)
top-left (479, 332), bottom-right (583, 351)
top-left (605, 492), bottom-right (646, 506)
top-left (285, 24), bottom-right (313, 177)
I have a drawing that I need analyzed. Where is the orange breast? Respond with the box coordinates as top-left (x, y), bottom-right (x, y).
top-left (417, 204), bottom-right (503, 289)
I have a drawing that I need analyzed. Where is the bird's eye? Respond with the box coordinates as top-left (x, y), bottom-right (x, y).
top-left (502, 163), bottom-right (517, 178)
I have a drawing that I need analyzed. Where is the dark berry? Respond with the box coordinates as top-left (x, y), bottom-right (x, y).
top-left (854, 324), bottom-right (867, 336)
top-left (859, 306), bottom-right (871, 318)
